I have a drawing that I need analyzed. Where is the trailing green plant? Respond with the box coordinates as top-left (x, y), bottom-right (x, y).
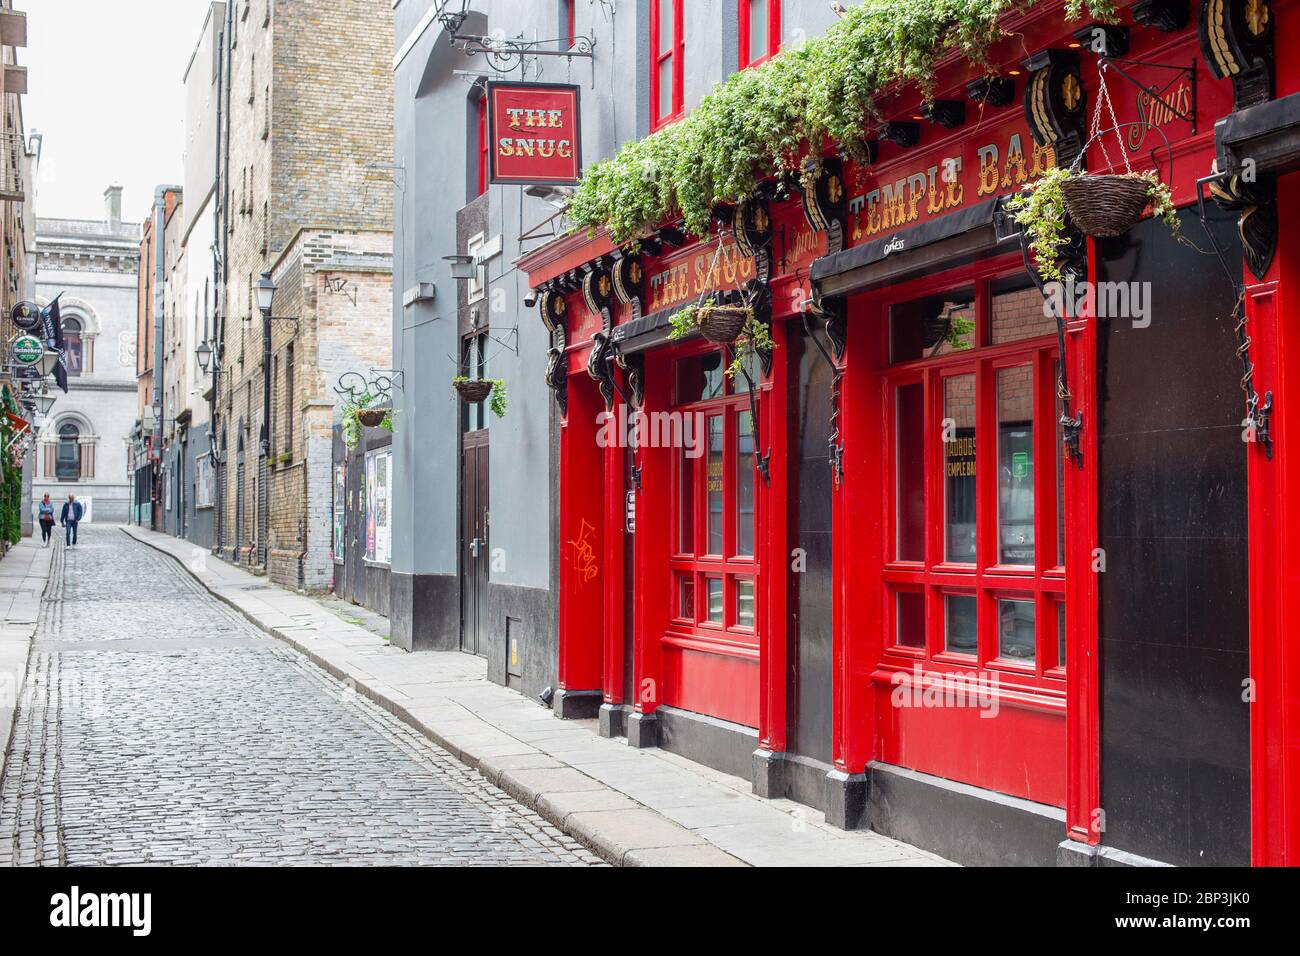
top-left (1006, 167), bottom-right (1178, 283)
top-left (668, 304), bottom-right (777, 379)
top-left (453, 376), bottom-right (509, 419)
top-left (341, 391), bottom-right (395, 449)
top-left (567, 0), bottom-right (1116, 242)
top-left (945, 313), bottom-right (976, 351)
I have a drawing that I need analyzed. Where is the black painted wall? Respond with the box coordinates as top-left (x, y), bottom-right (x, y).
top-left (788, 326), bottom-right (835, 765)
top-left (1097, 206), bottom-right (1250, 866)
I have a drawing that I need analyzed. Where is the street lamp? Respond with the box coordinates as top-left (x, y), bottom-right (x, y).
top-left (256, 271), bottom-right (277, 315)
top-left (196, 339), bottom-right (213, 373)
top-left (38, 349), bottom-right (59, 377)
top-left (35, 392), bottom-right (56, 416)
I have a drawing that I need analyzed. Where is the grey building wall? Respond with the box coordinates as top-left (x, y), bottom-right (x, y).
top-left (389, 1), bottom-right (840, 684)
top-left (32, 211), bottom-right (142, 524)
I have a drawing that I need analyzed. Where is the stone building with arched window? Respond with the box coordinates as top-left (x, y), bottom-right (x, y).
top-left (31, 188), bottom-right (141, 523)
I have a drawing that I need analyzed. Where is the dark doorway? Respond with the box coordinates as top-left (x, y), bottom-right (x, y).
top-left (461, 432), bottom-right (490, 656)
top-left (788, 324), bottom-right (834, 766)
top-left (460, 332), bottom-right (492, 657)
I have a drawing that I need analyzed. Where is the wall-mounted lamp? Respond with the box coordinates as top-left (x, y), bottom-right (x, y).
top-left (196, 339), bottom-right (214, 373)
top-left (444, 254), bottom-right (479, 281)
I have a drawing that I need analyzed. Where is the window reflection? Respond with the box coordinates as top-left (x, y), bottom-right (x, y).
top-left (944, 375), bottom-right (976, 563)
top-left (896, 591), bottom-right (925, 649)
top-left (706, 416), bottom-right (723, 554)
top-left (998, 599), bottom-right (1036, 663)
top-left (736, 410), bottom-right (755, 556)
top-left (997, 365), bottom-right (1035, 566)
top-left (896, 383), bottom-right (925, 562)
top-left (945, 594), bottom-right (977, 655)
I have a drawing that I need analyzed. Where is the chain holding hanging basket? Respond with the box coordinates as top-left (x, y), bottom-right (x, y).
top-left (1061, 60), bottom-right (1175, 237)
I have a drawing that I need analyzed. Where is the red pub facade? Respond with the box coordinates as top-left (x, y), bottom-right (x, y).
top-left (519, 0), bottom-right (1300, 866)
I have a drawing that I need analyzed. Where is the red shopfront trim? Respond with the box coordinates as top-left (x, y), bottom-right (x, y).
top-left (738, 0), bottom-right (781, 70)
top-left (650, 0), bottom-right (685, 130)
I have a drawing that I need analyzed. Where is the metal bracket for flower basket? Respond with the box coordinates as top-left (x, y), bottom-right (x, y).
top-left (1194, 169), bottom-right (1274, 459)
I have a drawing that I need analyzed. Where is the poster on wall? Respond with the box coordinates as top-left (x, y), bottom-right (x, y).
top-left (333, 463), bottom-right (346, 564)
top-left (196, 454), bottom-right (215, 509)
top-left (364, 450), bottom-right (392, 566)
top-left (487, 81), bottom-right (582, 186)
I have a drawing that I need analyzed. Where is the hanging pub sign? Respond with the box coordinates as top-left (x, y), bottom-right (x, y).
top-left (486, 81), bottom-right (582, 186)
top-left (11, 301), bottom-right (43, 333)
top-left (11, 334), bottom-right (44, 366)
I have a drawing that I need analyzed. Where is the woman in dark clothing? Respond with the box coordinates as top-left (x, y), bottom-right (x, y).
top-left (37, 493), bottom-right (55, 546)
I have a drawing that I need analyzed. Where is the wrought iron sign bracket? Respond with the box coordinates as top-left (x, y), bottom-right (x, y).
top-left (440, 7), bottom-right (597, 84)
top-left (1096, 54), bottom-right (1198, 135)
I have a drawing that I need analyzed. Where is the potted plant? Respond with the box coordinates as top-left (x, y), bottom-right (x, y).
top-left (341, 391), bottom-right (395, 448)
top-left (1008, 165), bottom-right (1178, 284)
top-left (453, 376), bottom-right (508, 418)
top-left (670, 303), bottom-right (776, 379)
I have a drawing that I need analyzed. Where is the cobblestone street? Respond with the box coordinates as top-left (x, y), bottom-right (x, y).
top-left (0, 530), bottom-right (601, 866)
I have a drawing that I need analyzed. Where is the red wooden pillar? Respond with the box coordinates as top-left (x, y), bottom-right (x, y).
top-left (1064, 241), bottom-right (1102, 845)
top-left (835, 296), bottom-right (886, 775)
top-left (601, 398), bottom-right (625, 708)
top-left (632, 352), bottom-right (671, 728)
top-left (557, 372), bottom-right (605, 703)
top-left (758, 317), bottom-right (790, 755)
top-left (1244, 174), bottom-right (1300, 866)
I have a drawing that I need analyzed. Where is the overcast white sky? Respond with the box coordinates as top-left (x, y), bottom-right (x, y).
top-left (24, 0), bottom-right (218, 222)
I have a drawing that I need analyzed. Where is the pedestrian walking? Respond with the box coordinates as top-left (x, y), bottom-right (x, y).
top-left (61, 494), bottom-right (84, 547)
top-left (37, 493), bottom-right (55, 546)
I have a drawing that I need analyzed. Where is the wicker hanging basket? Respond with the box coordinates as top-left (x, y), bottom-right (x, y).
top-left (356, 408), bottom-right (387, 427)
top-left (1060, 173), bottom-right (1153, 238)
top-left (454, 379), bottom-right (494, 403)
top-left (698, 304), bottom-right (751, 345)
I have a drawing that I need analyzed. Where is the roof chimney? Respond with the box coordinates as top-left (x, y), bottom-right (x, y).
top-left (104, 183), bottom-right (123, 227)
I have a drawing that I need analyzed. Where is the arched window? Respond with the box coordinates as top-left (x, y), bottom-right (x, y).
top-left (62, 316), bottom-right (85, 376)
top-left (56, 423), bottom-right (82, 480)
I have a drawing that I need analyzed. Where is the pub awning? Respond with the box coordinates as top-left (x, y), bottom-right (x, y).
top-left (809, 195), bottom-right (1020, 299)
top-left (1214, 91), bottom-right (1300, 179)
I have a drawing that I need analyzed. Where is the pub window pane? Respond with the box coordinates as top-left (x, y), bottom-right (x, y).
top-left (679, 575), bottom-right (695, 620)
top-left (736, 577), bottom-right (756, 628)
top-left (736, 409), bottom-right (755, 556)
top-left (707, 577), bottom-right (724, 624)
top-left (896, 591), bottom-right (925, 649)
top-left (658, 57), bottom-right (673, 119)
top-left (997, 599), bottom-right (1036, 663)
top-left (706, 415), bottom-right (724, 554)
top-left (56, 424), bottom-right (82, 481)
top-left (991, 274), bottom-right (1055, 344)
top-left (889, 288), bottom-right (976, 363)
top-left (896, 383), bottom-right (925, 562)
top-left (678, 451), bottom-right (695, 553)
top-left (675, 352), bottom-right (724, 403)
top-left (944, 594), bottom-right (977, 655)
top-left (997, 365), bottom-right (1035, 566)
top-left (943, 374), bottom-right (976, 563)
top-left (748, 0), bottom-right (768, 61)
top-left (1056, 601), bottom-right (1066, 669)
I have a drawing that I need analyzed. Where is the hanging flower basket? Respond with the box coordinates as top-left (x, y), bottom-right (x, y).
top-left (697, 304), bottom-right (751, 345)
top-left (356, 408), bottom-right (387, 427)
top-left (453, 378), bottom-right (494, 404)
top-left (1059, 173), bottom-right (1154, 238)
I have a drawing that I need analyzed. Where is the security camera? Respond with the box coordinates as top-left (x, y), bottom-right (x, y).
top-left (523, 292), bottom-right (538, 309)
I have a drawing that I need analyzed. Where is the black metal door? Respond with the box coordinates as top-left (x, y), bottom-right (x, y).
top-left (345, 453), bottom-right (366, 604)
top-left (789, 326), bottom-right (834, 765)
top-left (461, 433), bottom-right (490, 656)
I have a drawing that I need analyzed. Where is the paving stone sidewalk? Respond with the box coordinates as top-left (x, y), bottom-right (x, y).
top-left (0, 538), bottom-right (54, 786)
top-left (125, 525), bottom-right (951, 868)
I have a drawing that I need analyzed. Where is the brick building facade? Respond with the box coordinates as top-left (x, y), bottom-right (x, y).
top-left (214, 0), bottom-right (393, 589)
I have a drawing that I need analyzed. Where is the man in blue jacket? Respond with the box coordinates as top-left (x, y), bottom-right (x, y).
top-left (60, 494), bottom-right (84, 547)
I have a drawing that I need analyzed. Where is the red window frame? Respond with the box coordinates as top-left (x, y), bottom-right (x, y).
top-left (650, 0), bottom-right (685, 131)
top-left (738, 0), bottom-right (780, 69)
top-left (669, 345), bottom-right (761, 653)
top-left (476, 95), bottom-right (489, 197)
top-left (564, 0), bottom-right (576, 48)
top-left (881, 265), bottom-right (1067, 699)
